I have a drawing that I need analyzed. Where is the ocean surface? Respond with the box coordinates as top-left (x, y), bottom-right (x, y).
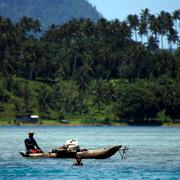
top-left (0, 126), bottom-right (180, 180)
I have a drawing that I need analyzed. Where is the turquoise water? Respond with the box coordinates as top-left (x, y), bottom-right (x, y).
top-left (0, 126), bottom-right (180, 180)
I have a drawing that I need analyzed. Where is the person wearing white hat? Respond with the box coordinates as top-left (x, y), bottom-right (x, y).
top-left (24, 131), bottom-right (43, 154)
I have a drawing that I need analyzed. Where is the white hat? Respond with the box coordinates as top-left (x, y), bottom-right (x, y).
top-left (28, 131), bottom-right (34, 134)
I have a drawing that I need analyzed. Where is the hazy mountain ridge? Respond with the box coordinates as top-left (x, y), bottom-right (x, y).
top-left (0, 0), bottom-right (102, 28)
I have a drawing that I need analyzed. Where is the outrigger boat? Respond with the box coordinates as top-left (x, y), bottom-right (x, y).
top-left (19, 145), bottom-right (128, 159)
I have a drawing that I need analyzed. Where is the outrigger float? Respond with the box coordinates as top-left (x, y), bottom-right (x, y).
top-left (19, 145), bottom-right (128, 159)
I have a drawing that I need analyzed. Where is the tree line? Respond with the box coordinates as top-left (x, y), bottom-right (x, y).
top-left (0, 8), bottom-right (180, 124)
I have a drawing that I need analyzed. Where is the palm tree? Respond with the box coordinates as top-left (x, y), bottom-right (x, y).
top-left (105, 19), bottom-right (131, 46)
top-left (0, 17), bottom-right (14, 63)
top-left (127, 14), bottom-right (139, 41)
top-left (167, 28), bottom-right (179, 50)
top-left (172, 9), bottom-right (180, 32)
top-left (157, 11), bottom-right (166, 49)
top-left (149, 15), bottom-right (159, 37)
top-left (138, 20), bottom-right (148, 43)
top-left (146, 35), bottom-right (159, 53)
top-left (16, 16), bottom-right (41, 37)
top-left (138, 8), bottom-right (151, 42)
top-left (140, 8), bottom-right (150, 19)
top-left (0, 17), bottom-right (19, 77)
top-left (157, 11), bottom-right (173, 49)
top-left (96, 18), bottom-right (109, 39)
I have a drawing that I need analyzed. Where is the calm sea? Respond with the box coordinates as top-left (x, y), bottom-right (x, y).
top-left (0, 126), bottom-right (180, 180)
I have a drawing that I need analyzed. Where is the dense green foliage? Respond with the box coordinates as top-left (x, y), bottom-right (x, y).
top-left (0, 0), bottom-right (101, 28)
top-left (114, 82), bottom-right (160, 122)
top-left (0, 8), bottom-right (180, 124)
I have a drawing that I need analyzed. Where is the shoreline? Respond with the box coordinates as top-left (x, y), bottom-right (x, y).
top-left (0, 122), bottom-right (180, 127)
top-left (1, 117), bottom-right (180, 127)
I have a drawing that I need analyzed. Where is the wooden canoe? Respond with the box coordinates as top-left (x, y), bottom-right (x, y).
top-left (19, 145), bottom-right (122, 159)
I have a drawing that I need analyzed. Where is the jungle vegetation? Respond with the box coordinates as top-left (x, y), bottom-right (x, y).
top-left (0, 8), bottom-right (180, 125)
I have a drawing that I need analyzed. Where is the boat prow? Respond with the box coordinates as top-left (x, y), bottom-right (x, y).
top-left (77, 145), bottom-right (122, 159)
top-left (19, 151), bottom-right (27, 157)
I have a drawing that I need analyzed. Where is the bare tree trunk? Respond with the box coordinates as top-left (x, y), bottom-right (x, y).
top-left (161, 35), bottom-right (163, 49)
top-left (135, 30), bottom-right (138, 41)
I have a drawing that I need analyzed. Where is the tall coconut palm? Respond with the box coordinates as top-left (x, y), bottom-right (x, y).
top-left (149, 15), bottom-right (159, 37)
top-left (172, 9), bottom-right (180, 32)
top-left (138, 20), bottom-right (148, 43)
top-left (121, 21), bottom-right (132, 41)
top-left (161, 11), bottom-right (174, 49)
top-left (138, 8), bottom-right (151, 42)
top-left (164, 12), bottom-right (174, 32)
top-left (157, 11), bottom-right (167, 49)
top-left (127, 14), bottom-right (139, 41)
top-left (140, 8), bottom-right (150, 19)
top-left (167, 28), bottom-right (179, 50)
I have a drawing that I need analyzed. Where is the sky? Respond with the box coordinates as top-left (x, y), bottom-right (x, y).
top-left (88, 0), bottom-right (179, 48)
top-left (88, 0), bottom-right (180, 21)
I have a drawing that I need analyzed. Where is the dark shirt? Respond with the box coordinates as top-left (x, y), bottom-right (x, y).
top-left (24, 137), bottom-right (40, 152)
top-left (73, 162), bottom-right (83, 166)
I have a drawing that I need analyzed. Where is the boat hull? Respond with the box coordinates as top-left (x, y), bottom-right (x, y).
top-left (19, 145), bottom-right (122, 159)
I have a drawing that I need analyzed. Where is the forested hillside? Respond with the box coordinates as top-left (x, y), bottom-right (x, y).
top-left (0, 8), bottom-right (180, 125)
top-left (0, 0), bottom-right (101, 28)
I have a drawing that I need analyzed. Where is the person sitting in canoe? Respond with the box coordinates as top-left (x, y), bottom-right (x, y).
top-left (24, 131), bottom-right (43, 154)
